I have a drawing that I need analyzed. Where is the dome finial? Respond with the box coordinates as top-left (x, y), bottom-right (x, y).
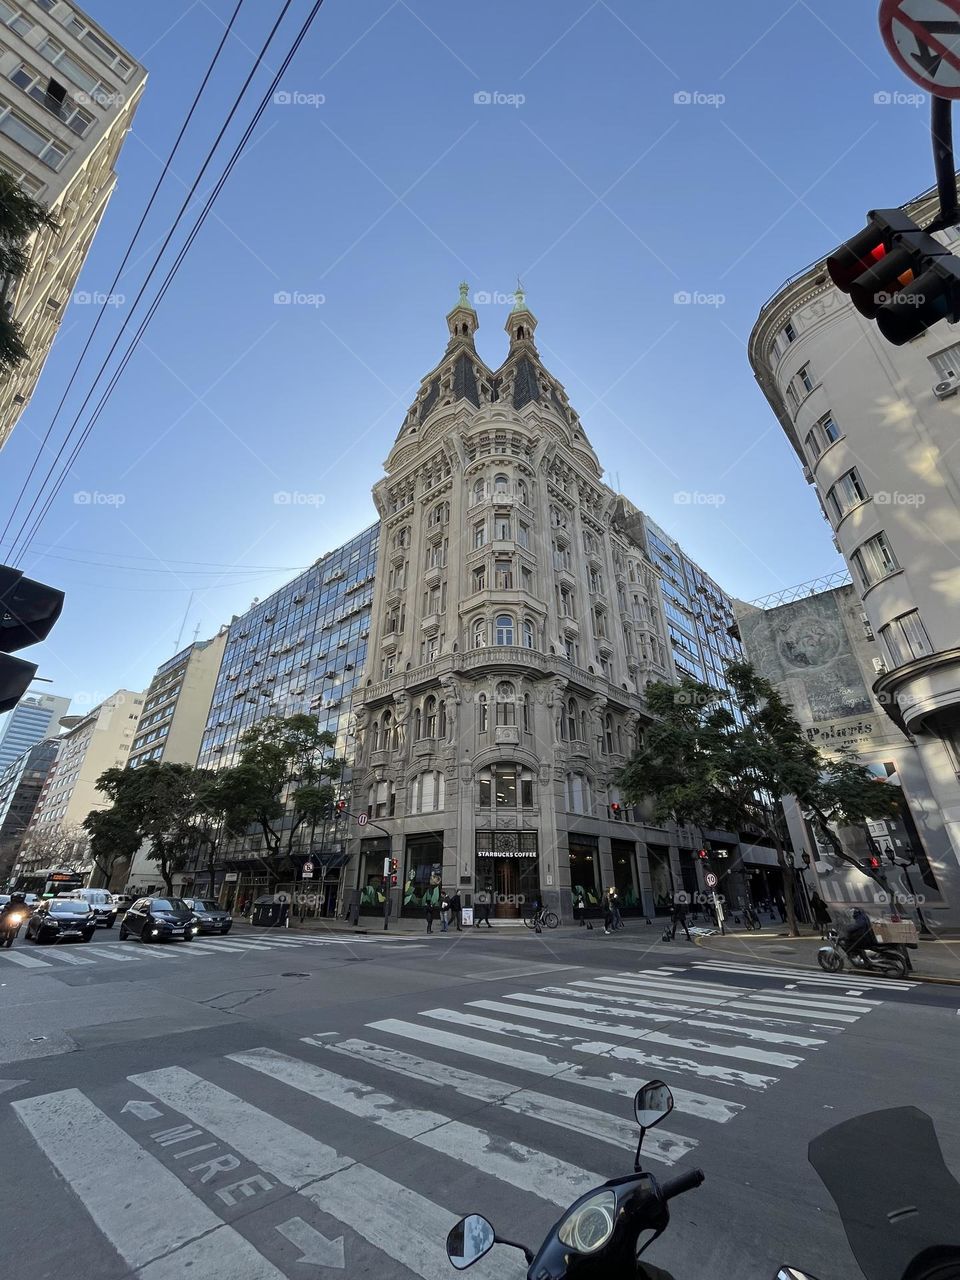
top-left (511, 276), bottom-right (527, 313)
top-left (458, 281), bottom-right (470, 307)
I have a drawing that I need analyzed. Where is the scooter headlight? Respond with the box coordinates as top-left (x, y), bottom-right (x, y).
top-left (557, 1190), bottom-right (617, 1254)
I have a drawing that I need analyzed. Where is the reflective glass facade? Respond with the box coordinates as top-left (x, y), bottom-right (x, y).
top-left (642, 516), bottom-right (744, 715)
top-left (198, 523), bottom-right (379, 771)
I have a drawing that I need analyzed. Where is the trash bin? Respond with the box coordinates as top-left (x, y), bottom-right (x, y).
top-left (252, 894), bottom-right (289, 927)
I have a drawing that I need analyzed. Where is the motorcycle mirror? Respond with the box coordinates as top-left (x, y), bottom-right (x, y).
top-left (634, 1080), bottom-right (674, 1130)
top-left (776, 1270), bottom-right (823, 1279)
top-left (446, 1215), bottom-right (496, 1270)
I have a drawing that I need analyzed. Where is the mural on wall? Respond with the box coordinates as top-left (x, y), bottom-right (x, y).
top-left (738, 592), bottom-right (872, 727)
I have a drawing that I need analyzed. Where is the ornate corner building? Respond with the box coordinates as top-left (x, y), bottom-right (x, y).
top-left (348, 287), bottom-right (744, 921)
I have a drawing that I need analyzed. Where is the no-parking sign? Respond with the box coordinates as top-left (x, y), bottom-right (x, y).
top-left (880, 0), bottom-right (960, 98)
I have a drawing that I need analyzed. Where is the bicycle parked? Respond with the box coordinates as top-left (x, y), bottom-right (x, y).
top-left (523, 904), bottom-right (559, 931)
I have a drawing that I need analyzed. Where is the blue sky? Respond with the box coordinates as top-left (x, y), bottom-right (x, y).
top-left (0, 0), bottom-right (941, 709)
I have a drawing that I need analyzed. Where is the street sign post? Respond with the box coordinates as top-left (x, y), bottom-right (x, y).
top-left (357, 813), bottom-right (369, 826)
top-left (880, 0), bottom-right (960, 99)
top-left (705, 871), bottom-right (718, 889)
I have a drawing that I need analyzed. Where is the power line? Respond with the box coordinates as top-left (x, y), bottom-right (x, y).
top-left (0, 0), bottom-right (247, 550)
top-left (8, 0), bottom-right (320, 563)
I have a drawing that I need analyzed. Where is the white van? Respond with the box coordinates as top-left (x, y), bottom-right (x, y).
top-left (57, 888), bottom-right (117, 928)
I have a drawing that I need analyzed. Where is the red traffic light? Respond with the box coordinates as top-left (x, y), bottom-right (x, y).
top-left (610, 802), bottom-right (621, 815)
top-left (390, 874), bottom-right (398, 886)
top-left (697, 849), bottom-right (709, 860)
top-left (868, 855), bottom-right (881, 871)
top-left (335, 799), bottom-right (347, 813)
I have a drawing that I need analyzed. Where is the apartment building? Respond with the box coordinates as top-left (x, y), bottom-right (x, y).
top-left (0, 0), bottom-right (146, 443)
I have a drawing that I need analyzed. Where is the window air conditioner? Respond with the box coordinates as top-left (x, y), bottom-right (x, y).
top-left (934, 375), bottom-right (960, 399)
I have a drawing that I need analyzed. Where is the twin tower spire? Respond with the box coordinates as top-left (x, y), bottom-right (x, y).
top-left (445, 281), bottom-right (538, 351)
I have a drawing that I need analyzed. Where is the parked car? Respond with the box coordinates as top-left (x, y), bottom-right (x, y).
top-left (57, 888), bottom-right (118, 928)
top-left (182, 898), bottom-right (233, 935)
top-left (26, 899), bottom-right (97, 945)
top-left (119, 897), bottom-right (199, 943)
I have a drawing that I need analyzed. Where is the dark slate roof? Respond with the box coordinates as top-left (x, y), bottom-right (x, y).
top-left (512, 357), bottom-right (541, 409)
top-left (453, 352), bottom-right (480, 407)
top-left (419, 377), bottom-right (440, 422)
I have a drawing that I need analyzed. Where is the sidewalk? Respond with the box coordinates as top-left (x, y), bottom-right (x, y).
top-left (234, 915), bottom-right (525, 938)
top-left (694, 929), bottom-right (960, 985)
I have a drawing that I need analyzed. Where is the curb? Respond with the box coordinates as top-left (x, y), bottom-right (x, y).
top-left (693, 935), bottom-right (960, 987)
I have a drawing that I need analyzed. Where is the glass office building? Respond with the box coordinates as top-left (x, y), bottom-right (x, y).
top-left (186, 523), bottom-right (379, 907)
top-left (0, 694), bottom-right (70, 774)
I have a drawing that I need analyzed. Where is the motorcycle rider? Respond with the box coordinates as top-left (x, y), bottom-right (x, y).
top-left (838, 906), bottom-right (876, 962)
top-left (0, 893), bottom-right (27, 934)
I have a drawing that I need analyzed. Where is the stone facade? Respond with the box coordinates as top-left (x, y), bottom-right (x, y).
top-left (348, 289), bottom-right (741, 922)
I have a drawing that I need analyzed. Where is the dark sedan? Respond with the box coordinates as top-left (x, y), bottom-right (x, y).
top-left (26, 900), bottom-right (97, 945)
top-left (182, 898), bottom-right (233, 935)
top-left (119, 897), bottom-right (199, 943)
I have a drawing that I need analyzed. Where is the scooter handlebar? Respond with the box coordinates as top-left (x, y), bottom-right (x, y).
top-left (659, 1168), bottom-right (704, 1201)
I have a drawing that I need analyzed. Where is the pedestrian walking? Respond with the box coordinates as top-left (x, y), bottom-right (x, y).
top-left (440, 892), bottom-right (451, 933)
top-left (450, 891), bottom-right (462, 932)
top-left (474, 894), bottom-right (493, 928)
top-left (424, 901), bottom-right (435, 934)
top-left (575, 893), bottom-right (587, 927)
top-left (810, 890), bottom-right (832, 939)
top-left (602, 895), bottom-right (614, 934)
top-left (670, 894), bottom-right (691, 941)
top-left (607, 887), bottom-right (624, 930)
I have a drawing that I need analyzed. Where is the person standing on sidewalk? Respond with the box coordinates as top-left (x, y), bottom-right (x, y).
top-left (810, 891), bottom-right (832, 939)
top-left (670, 894), bottom-right (691, 941)
top-left (449, 890), bottom-right (462, 931)
top-left (602, 895), bottom-right (615, 934)
top-left (575, 892), bottom-right (587, 927)
top-left (607, 887), bottom-right (624, 930)
top-left (425, 900), bottom-right (435, 933)
top-left (439, 892), bottom-right (451, 933)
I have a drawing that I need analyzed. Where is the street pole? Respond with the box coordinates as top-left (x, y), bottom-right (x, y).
top-left (930, 96), bottom-right (959, 230)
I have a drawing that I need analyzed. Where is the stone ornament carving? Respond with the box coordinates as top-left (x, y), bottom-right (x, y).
top-left (547, 677), bottom-right (568, 744)
top-left (440, 674), bottom-right (462, 741)
top-left (393, 691), bottom-right (411, 749)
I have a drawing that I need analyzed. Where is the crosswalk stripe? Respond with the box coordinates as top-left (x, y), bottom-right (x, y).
top-left (693, 960), bottom-right (914, 991)
top-left (616, 971), bottom-right (752, 997)
top-left (536, 984), bottom-right (844, 1035)
top-left (449, 1000), bottom-right (802, 1070)
top-left (503, 991), bottom-right (826, 1048)
top-left (575, 977), bottom-right (733, 1007)
top-left (0, 948), bottom-right (51, 967)
top-left (315, 1036), bottom-right (697, 1165)
top-left (44, 948), bottom-right (96, 965)
top-left (231, 1047), bottom-right (605, 1207)
top-left (726, 998), bottom-right (859, 1024)
top-left (365, 1019), bottom-right (743, 1121)
top-left (11, 1088), bottom-right (285, 1278)
top-left (129, 1066), bottom-right (510, 1280)
top-left (570, 978), bottom-right (736, 1013)
top-left (85, 946), bottom-right (142, 962)
top-left (751, 988), bottom-right (879, 1012)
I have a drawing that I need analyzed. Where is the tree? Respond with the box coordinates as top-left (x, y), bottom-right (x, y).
top-left (94, 763), bottom-right (205, 896)
top-left (216, 715), bottom-right (340, 887)
top-left (83, 806), bottom-right (142, 888)
top-left (617, 661), bottom-right (901, 937)
top-left (0, 171), bottom-right (58, 378)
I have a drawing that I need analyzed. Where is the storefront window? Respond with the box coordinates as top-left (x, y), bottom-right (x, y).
top-left (611, 839), bottom-right (640, 909)
top-left (569, 837), bottom-right (600, 908)
top-left (403, 835), bottom-right (443, 912)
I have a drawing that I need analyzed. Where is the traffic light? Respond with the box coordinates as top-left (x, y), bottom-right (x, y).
top-left (609, 802), bottom-right (621, 818)
top-left (335, 799), bottom-right (347, 814)
top-left (0, 565), bottom-right (64, 714)
top-left (697, 849), bottom-right (709, 860)
top-left (826, 209), bottom-right (960, 345)
top-left (867, 854), bottom-right (882, 872)
top-left (390, 857), bottom-right (398, 887)
top-left (321, 802), bottom-right (334, 819)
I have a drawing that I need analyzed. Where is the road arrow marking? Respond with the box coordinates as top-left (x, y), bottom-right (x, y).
top-left (277, 1216), bottom-right (345, 1268)
top-left (121, 1100), bottom-right (163, 1120)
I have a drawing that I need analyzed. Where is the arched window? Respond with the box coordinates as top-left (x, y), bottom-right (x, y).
top-left (473, 618), bottom-right (487, 649)
top-left (413, 707), bottom-right (422, 740)
top-left (567, 772), bottom-right (590, 814)
top-left (438, 700), bottom-right (446, 738)
top-left (473, 478), bottom-right (485, 505)
top-left (381, 708), bottom-right (392, 750)
top-left (495, 681), bottom-right (516, 726)
top-left (604, 714), bottom-right (614, 755)
top-left (522, 619), bottom-right (535, 650)
top-left (431, 501), bottom-right (448, 526)
top-left (371, 718), bottom-right (381, 752)
top-left (580, 707), bottom-right (588, 742)
top-left (517, 478), bottom-right (528, 505)
top-left (566, 697), bottom-right (579, 742)
top-left (616, 722), bottom-right (624, 754)
top-left (522, 692), bottom-right (531, 732)
top-left (495, 614), bottom-right (514, 646)
top-left (423, 695), bottom-right (437, 738)
top-left (477, 693), bottom-right (488, 733)
top-left (494, 473), bottom-right (509, 495)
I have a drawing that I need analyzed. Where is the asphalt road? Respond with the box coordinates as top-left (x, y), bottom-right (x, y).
top-left (0, 920), bottom-right (956, 1280)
